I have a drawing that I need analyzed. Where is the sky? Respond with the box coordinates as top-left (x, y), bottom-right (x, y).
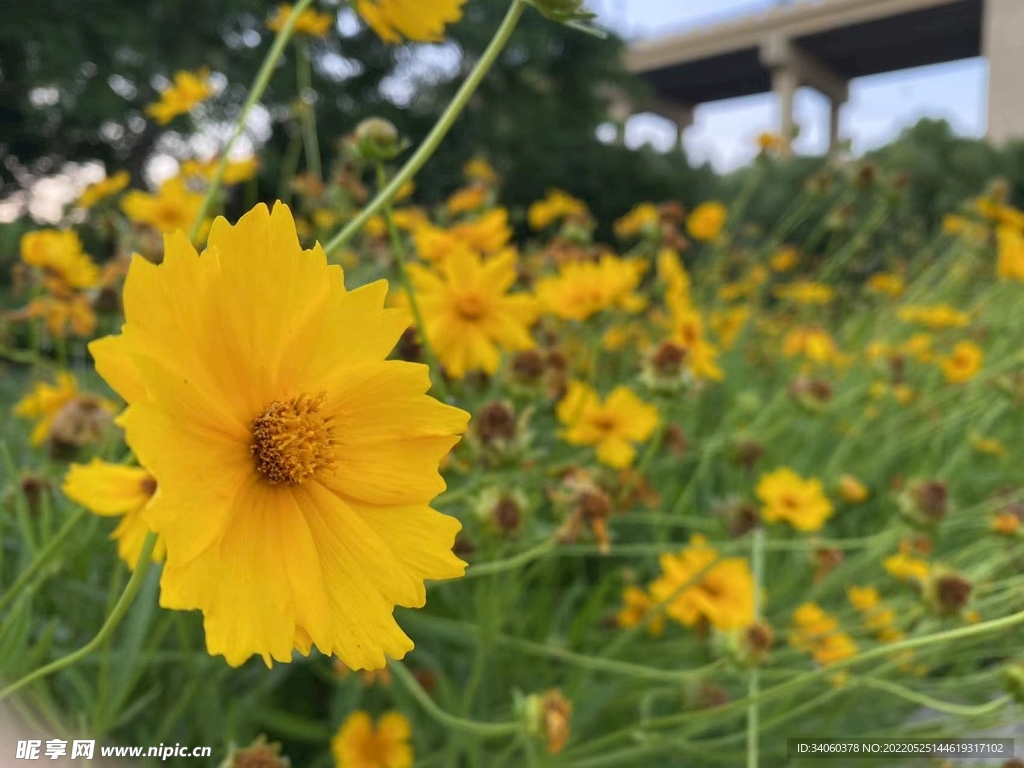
top-left (594, 0), bottom-right (988, 171)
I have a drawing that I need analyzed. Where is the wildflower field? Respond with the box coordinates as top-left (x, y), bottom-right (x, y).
top-left (3, 1), bottom-right (1024, 767)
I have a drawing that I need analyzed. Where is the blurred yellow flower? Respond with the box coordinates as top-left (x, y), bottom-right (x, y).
top-left (897, 304), bottom-right (970, 329)
top-left (613, 203), bottom-right (659, 239)
top-left (710, 305), bottom-right (750, 350)
top-left (528, 188), bottom-right (588, 230)
top-left (773, 281), bottom-right (834, 305)
top-left (21, 229), bottom-right (100, 292)
top-left (145, 69), bottom-right (214, 125)
top-left (757, 468), bottom-right (834, 532)
top-left (407, 248), bottom-right (538, 379)
top-left (996, 226), bottom-right (1024, 282)
top-left (667, 306), bottom-right (724, 381)
top-left (76, 171), bottom-right (130, 209)
top-left (536, 254), bottom-right (646, 321)
top-left (13, 373), bottom-right (116, 447)
top-left (121, 176), bottom-right (206, 236)
top-left (332, 711), bottom-right (412, 768)
top-left (782, 327), bottom-right (839, 365)
top-left (20, 294), bottom-right (97, 338)
top-left (649, 535), bottom-right (754, 631)
top-left (867, 272), bottom-right (905, 298)
top-left (89, 202), bottom-right (469, 668)
top-left (451, 208), bottom-right (513, 254)
top-left (769, 246), bottom-right (798, 273)
top-left (970, 432), bottom-right (1006, 457)
top-left (838, 474), bottom-right (869, 503)
top-left (847, 586), bottom-right (879, 611)
top-left (940, 341), bottom-right (983, 383)
top-left (616, 586), bottom-right (665, 637)
top-left (267, 3), bottom-right (335, 37)
top-left (446, 184), bottom-right (488, 216)
top-left (63, 460), bottom-right (165, 567)
top-left (790, 603), bottom-right (857, 665)
top-left (686, 201), bottom-right (727, 242)
top-left (464, 157), bottom-right (499, 185)
top-left (884, 552), bottom-right (929, 582)
top-left (556, 381), bottom-right (658, 468)
top-left (356, 0), bottom-right (467, 43)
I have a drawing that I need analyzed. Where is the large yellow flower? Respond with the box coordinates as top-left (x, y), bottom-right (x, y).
top-left (756, 468), bottom-right (833, 532)
top-left (121, 177), bottom-right (206, 236)
top-left (63, 460), bottom-right (165, 567)
top-left (407, 248), bottom-right (538, 379)
top-left (145, 69), bottom-right (215, 125)
top-left (89, 202), bottom-right (469, 669)
top-left (356, 0), bottom-right (466, 43)
top-left (556, 381), bottom-right (658, 468)
top-left (332, 711), bottom-right (412, 768)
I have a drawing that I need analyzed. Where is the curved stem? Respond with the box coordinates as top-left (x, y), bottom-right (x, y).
top-left (390, 660), bottom-right (520, 738)
top-left (0, 532), bottom-right (158, 703)
top-left (323, 0), bottom-right (527, 254)
top-left (463, 538), bottom-right (556, 579)
top-left (859, 679), bottom-right (1009, 718)
top-left (747, 527), bottom-right (765, 768)
top-left (0, 506), bottom-right (89, 616)
top-left (188, 0), bottom-right (316, 240)
top-left (296, 38), bottom-right (322, 180)
top-left (377, 163), bottom-right (449, 402)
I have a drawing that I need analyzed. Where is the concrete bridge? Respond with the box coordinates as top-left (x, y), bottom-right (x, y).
top-left (619, 0), bottom-right (1024, 152)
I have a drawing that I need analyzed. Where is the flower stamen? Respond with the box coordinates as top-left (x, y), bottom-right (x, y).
top-left (251, 392), bottom-right (334, 484)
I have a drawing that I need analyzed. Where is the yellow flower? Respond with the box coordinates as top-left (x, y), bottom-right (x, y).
top-left (76, 171), bottom-right (130, 209)
top-left (769, 246), bottom-right (798, 273)
top-left (122, 177), bottom-right (206, 236)
top-left (22, 295), bottom-right (97, 339)
top-left (181, 157), bottom-right (260, 187)
top-left (356, 0), bottom-right (466, 43)
top-left (13, 373), bottom-right (116, 446)
top-left (267, 3), bottom-right (335, 37)
top-left (940, 341), bottom-right (983, 383)
top-left (847, 586), bottom-right (879, 611)
top-left (451, 208), bottom-right (513, 254)
top-left (649, 535), bottom-right (754, 631)
top-left (332, 711), bottom-right (412, 768)
top-left (686, 201), bottom-right (727, 242)
top-left (992, 512), bottom-right (1019, 535)
top-left (757, 132), bottom-right (788, 154)
top-left (996, 226), bottom-right (1024, 282)
top-left (528, 188), bottom-right (587, 230)
top-left (757, 468), bottom-right (833, 532)
top-left (407, 248), bottom-right (538, 379)
top-left (667, 306), bottom-right (723, 381)
top-left (657, 247), bottom-right (691, 311)
top-left (710, 305), bottom-right (750, 350)
top-left (838, 474), bottom-right (869, 503)
top-left (446, 184), bottom-right (488, 216)
top-left (411, 223), bottom-right (471, 265)
top-left (814, 632), bottom-right (858, 665)
top-left (970, 432), bottom-right (1006, 457)
top-left (789, 603), bottom-right (856, 665)
top-left (884, 552), bottom-right (929, 582)
top-left (556, 381), bottom-right (658, 468)
top-left (782, 327), bottom-right (839, 365)
top-left (897, 304), bottom-right (970, 329)
top-left (464, 157), bottom-right (499, 185)
top-left (535, 254), bottom-right (646, 321)
top-left (89, 202), bottom-right (469, 668)
top-left (613, 203), bottom-right (660, 239)
top-left (145, 69), bottom-right (214, 125)
top-left (867, 272), bottom-right (905, 298)
top-left (21, 229), bottom-right (100, 292)
top-left (63, 460), bottom-right (165, 567)
top-left (773, 281), bottom-right (834, 305)
top-left (616, 586), bottom-right (665, 637)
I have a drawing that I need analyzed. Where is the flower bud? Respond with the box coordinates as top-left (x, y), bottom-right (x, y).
top-left (218, 736), bottom-right (290, 768)
top-left (352, 117), bottom-right (402, 161)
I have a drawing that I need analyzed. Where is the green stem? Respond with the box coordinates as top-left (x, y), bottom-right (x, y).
top-left (0, 506), bottom-right (89, 616)
top-left (747, 527), bottom-right (765, 768)
top-left (462, 538), bottom-right (556, 579)
top-left (323, 0), bottom-right (527, 254)
top-left (296, 38), bottom-right (322, 180)
top-left (858, 679), bottom-right (1009, 718)
top-left (377, 163), bottom-right (450, 402)
top-left (188, 0), bottom-right (316, 241)
top-left (390, 660), bottom-right (520, 738)
top-left (0, 532), bottom-right (158, 703)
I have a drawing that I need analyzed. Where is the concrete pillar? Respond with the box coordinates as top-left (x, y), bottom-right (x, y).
top-left (772, 67), bottom-right (799, 152)
top-left (984, 0), bottom-right (1024, 145)
top-left (828, 98), bottom-right (844, 155)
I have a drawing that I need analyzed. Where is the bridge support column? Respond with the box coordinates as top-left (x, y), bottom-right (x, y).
top-left (772, 67), bottom-right (799, 153)
top-left (984, 0), bottom-right (1024, 146)
top-left (828, 97), bottom-right (845, 156)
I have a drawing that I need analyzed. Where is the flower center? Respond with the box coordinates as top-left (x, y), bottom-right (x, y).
top-left (251, 392), bottom-right (334, 485)
top-left (455, 293), bottom-right (487, 321)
